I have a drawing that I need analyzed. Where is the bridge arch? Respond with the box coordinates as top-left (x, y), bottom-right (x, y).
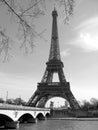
top-left (18, 113), bottom-right (35, 123)
top-left (45, 112), bottom-right (50, 118)
top-left (0, 111), bottom-right (15, 121)
top-left (36, 113), bottom-right (45, 120)
top-left (0, 114), bottom-right (14, 127)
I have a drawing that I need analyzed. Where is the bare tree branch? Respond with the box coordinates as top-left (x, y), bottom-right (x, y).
top-left (19, 20), bottom-right (36, 53)
top-left (56, 0), bottom-right (75, 23)
top-left (0, 0), bottom-right (46, 58)
top-left (0, 0), bottom-right (75, 61)
top-left (2, 0), bottom-right (25, 22)
top-left (0, 28), bottom-right (12, 62)
top-left (21, 0), bottom-right (44, 15)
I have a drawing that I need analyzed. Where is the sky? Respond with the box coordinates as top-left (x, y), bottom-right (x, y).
top-left (0, 0), bottom-right (98, 106)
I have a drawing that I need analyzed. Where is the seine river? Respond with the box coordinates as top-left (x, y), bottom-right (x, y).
top-left (11, 119), bottom-right (98, 130)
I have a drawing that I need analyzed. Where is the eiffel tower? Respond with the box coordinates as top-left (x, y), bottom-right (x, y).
top-left (27, 8), bottom-right (80, 109)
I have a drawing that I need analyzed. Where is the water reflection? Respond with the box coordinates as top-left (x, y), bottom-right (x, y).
top-left (6, 119), bottom-right (98, 130)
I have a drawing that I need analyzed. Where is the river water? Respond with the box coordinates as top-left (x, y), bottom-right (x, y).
top-left (13, 119), bottom-right (98, 130)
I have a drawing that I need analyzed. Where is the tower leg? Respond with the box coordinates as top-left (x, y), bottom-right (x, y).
top-left (37, 96), bottom-right (49, 108)
top-left (64, 91), bottom-right (80, 109)
top-left (26, 90), bottom-right (40, 106)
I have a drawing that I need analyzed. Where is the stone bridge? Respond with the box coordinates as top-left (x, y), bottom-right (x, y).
top-left (0, 103), bottom-right (50, 128)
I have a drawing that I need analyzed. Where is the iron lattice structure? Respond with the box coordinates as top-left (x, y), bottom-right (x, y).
top-left (27, 9), bottom-right (80, 109)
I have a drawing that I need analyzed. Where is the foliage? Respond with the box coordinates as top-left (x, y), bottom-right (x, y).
top-left (0, 98), bottom-right (5, 103)
top-left (5, 97), bottom-right (26, 105)
top-left (90, 98), bottom-right (98, 106)
top-left (1, 96), bottom-right (98, 109)
top-left (6, 98), bottom-right (14, 104)
top-left (14, 98), bottom-right (26, 105)
top-left (81, 99), bottom-right (98, 110)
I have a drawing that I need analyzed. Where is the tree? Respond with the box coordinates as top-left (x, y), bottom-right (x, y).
top-left (0, 0), bottom-right (74, 61)
top-left (14, 97), bottom-right (26, 105)
top-left (90, 98), bottom-right (98, 109)
top-left (81, 100), bottom-right (91, 110)
top-left (5, 97), bottom-right (26, 105)
top-left (81, 98), bottom-right (98, 111)
top-left (6, 98), bottom-right (14, 104)
top-left (0, 98), bottom-right (4, 103)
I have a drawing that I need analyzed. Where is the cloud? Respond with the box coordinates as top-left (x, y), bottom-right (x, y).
top-left (71, 17), bottom-right (98, 52)
top-left (61, 48), bottom-right (70, 57)
top-left (75, 17), bottom-right (98, 30)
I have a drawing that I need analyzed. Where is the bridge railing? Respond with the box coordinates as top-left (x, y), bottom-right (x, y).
top-left (0, 103), bottom-right (50, 111)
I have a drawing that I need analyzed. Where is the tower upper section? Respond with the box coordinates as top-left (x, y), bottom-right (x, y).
top-left (48, 8), bottom-right (61, 61)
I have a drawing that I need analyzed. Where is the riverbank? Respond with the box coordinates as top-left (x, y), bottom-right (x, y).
top-left (48, 117), bottom-right (98, 121)
top-left (50, 109), bottom-right (98, 118)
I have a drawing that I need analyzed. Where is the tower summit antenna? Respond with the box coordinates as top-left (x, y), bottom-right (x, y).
top-left (54, 3), bottom-right (56, 11)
